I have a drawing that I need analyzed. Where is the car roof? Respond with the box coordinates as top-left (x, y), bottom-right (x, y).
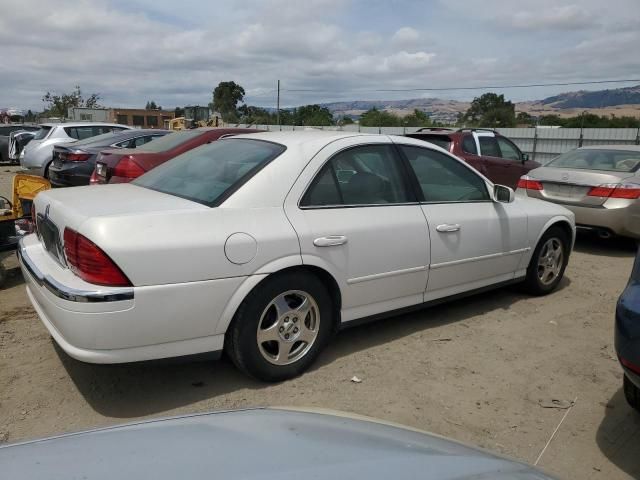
top-left (0, 408), bottom-right (548, 480)
top-left (231, 129), bottom-right (377, 146)
top-left (39, 122), bottom-right (131, 128)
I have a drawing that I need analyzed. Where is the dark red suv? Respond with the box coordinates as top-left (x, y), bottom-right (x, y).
top-left (405, 128), bottom-right (540, 189)
top-left (92, 128), bottom-right (263, 184)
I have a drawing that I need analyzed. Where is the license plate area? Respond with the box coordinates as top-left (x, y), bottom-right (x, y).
top-left (542, 182), bottom-right (589, 198)
top-left (37, 214), bottom-right (66, 266)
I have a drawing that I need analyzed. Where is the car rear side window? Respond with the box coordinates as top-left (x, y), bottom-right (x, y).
top-left (400, 145), bottom-right (490, 202)
top-left (133, 139), bottom-right (286, 206)
top-left (461, 134), bottom-right (477, 154)
top-left (301, 144), bottom-right (412, 207)
top-left (32, 126), bottom-right (52, 140)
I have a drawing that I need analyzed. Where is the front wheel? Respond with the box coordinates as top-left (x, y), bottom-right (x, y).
top-left (522, 226), bottom-right (569, 295)
top-left (226, 272), bottom-right (334, 382)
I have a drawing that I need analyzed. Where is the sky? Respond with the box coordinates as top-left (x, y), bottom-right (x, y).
top-left (1, 0), bottom-right (639, 111)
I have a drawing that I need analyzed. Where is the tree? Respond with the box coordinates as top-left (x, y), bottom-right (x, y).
top-left (293, 104), bottom-right (334, 126)
top-left (402, 109), bottom-right (433, 127)
top-left (174, 106), bottom-right (185, 118)
top-left (337, 116), bottom-right (354, 125)
top-left (25, 109), bottom-right (36, 122)
top-left (359, 108), bottom-right (401, 127)
top-left (42, 85), bottom-right (102, 118)
top-left (212, 81), bottom-right (245, 122)
top-left (515, 112), bottom-right (533, 126)
top-left (145, 100), bottom-right (158, 110)
top-left (461, 93), bottom-right (516, 127)
top-left (238, 105), bottom-right (276, 125)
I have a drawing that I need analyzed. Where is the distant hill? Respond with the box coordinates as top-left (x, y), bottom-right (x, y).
top-left (285, 84), bottom-right (640, 122)
top-left (539, 84), bottom-right (640, 109)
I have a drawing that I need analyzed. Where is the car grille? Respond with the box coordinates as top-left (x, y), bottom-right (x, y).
top-left (36, 214), bottom-right (66, 266)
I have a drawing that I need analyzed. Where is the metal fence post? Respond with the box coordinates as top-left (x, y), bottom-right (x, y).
top-left (531, 127), bottom-right (538, 162)
top-left (636, 126), bottom-right (640, 145)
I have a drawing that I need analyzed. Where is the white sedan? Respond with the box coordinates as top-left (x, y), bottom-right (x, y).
top-left (19, 131), bottom-right (575, 381)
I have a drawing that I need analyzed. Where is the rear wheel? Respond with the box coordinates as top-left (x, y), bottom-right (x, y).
top-left (226, 272), bottom-right (333, 382)
top-left (624, 375), bottom-right (640, 412)
top-left (522, 226), bottom-right (569, 295)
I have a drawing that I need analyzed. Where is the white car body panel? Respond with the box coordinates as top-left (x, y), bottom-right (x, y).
top-left (19, 131), bottom-right (576, 364)
top-left (21, 123), bottom-right (132, 176)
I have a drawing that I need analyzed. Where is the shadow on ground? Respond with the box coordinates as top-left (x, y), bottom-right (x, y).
top-left (574, 232), bottom-right (637, 258)
top-left (0, 265), bottom-right (24, 289)
top-left (57, 281), bottom-right (542, 419)
top-left (596, 387), bottom-right (640, 478)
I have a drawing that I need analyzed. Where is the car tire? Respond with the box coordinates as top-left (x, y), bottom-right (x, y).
top-left (624, 375), bottom-right (640, 412)
top-left (226, 271), bottom-right (334, 382)
top-left (522, 226), bottom-right (569, 295)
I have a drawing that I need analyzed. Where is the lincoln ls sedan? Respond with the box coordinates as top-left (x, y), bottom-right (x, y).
top-left (19, 131), bottom-right (575, 381)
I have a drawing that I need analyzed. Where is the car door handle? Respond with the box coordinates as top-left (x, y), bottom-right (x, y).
top-left (313, 235), bottom-right (348, 247)
top-left (436, 224), bottom-right (461, 233)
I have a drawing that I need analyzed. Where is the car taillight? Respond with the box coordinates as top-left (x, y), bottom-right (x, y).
top-left (63, 228), bottom-right (132, 287)
top-left (66, 152), bottom-right (91, 162)
top-left (113, 156), bottom-right (145, 179)
top-left (620, 356), bottom-right (640, 376)
top-left (89, 169), bottom-right (99, 185)
top-left (587, 184), bottom-right (640, 199)
top-left (517, 176), bottom-right (543, 191)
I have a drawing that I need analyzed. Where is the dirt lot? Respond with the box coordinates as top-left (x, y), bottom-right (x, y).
top-left (0, 164), bottom-right (639, 479)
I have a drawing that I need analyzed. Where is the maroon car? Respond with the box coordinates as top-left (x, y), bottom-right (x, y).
top-left (92, 128), bottom-right (263, 184)
top-left (405, 128), bottom-right (540, 189)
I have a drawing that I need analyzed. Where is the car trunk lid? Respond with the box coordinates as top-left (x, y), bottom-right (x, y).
top-left (526, 166), bottom-right (637, 206)
top-left (32, 184), bottom-right (207, 266)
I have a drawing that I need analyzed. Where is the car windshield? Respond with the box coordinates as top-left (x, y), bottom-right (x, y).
top-left (32, 126), bottom-right (52, 140)
top-left (135, 130), bottom-right (203, 152)
top-left (133, 138), bottom-right (286, 206)
top-left (546, 149), bottom-right (640, 173)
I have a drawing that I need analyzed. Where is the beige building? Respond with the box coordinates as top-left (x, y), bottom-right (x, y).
top-left (68, 107), bottom-right (175, 129)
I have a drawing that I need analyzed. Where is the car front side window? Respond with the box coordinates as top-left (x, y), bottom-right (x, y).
top-left (496, 137), bottom-right (521, 161)
top-left (400, 145), bottom-right (490, 202)
top-left (301, 144), bottom-right (412, 207)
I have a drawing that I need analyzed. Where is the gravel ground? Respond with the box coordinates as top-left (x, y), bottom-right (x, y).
top-left (0, 164), bottom-right (638, 479)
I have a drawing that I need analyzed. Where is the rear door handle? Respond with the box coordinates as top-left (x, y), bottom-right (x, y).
top-left (436, 224), bottom-right (460, 233)
top-left (313, 235), bottom-right (348, 247)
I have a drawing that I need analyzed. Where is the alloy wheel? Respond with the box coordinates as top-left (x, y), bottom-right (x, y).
top-left (537, 238), bottom-right (564, 286)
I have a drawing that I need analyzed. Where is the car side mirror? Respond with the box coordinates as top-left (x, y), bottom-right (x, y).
top-left (522, 153), bottom-right (529, 163)
top-left (494, 184), bottom-right (515, 203)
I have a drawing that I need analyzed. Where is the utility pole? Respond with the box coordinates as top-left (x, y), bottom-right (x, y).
top-left (276, 80), bottom-right (280, 129)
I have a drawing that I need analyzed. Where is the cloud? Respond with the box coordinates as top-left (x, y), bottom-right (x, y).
top-left (391, 27), bottom-right (420, 47)
top-left (0, 0), bottom-right (638, 110)
top-left (506, 5), bottom-right (598, 31)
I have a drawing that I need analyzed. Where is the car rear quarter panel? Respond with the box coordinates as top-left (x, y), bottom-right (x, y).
top-left (78, 207), bottom-right (302, 286)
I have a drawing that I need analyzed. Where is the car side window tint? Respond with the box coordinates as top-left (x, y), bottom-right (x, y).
top-left (301, 144), bottom-right (411, 207)
top-left (478, 136), bottom-right (501, 157)
top-left (496, 137), bottom-right (521, 161)
top-left (461, 134), bottom-right (477, 154)
top-left (400, 145), bottom-right (490, 202)
top-left (301, 163), bottom-right (342, 206)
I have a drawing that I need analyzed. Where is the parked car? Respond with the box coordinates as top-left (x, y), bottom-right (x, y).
top-left (516, 146), bottom-right (640, 239)
top-left (19, 131), bottom-right (574, 381)
top-left (21, 123), bottom-right (132, 177)
top-left (0, 124), bottom-right (39, 163)
top-left (92, 127), bottom-right (263, 184)
top-left (49, 129), bottom-right (170, 187)
top-left (8, 130), bottom-right (37, 163)
top-left (616, 245), bottom-right (640, 411)
top-left (406, 128), bottom-right (540, 189)
top-left (0, 408), bottom-right (554, 480)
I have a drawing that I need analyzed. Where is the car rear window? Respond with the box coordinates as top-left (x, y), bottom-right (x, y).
top-left (135, 130), bottom-right (203, 152)
top-left (407, 134), bottom-right (452, 151)
top-left (133, 139), bottom-right (286, 206)
top-left (546, 149), bottom-right (640, 173)
top-left (32, 126), bottom-right (52, 140)
top-left (68, 131), bottom-right (120, 147)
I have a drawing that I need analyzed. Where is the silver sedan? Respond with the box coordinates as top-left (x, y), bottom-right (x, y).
top-left (517, 145), bottom-right (640, 239)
